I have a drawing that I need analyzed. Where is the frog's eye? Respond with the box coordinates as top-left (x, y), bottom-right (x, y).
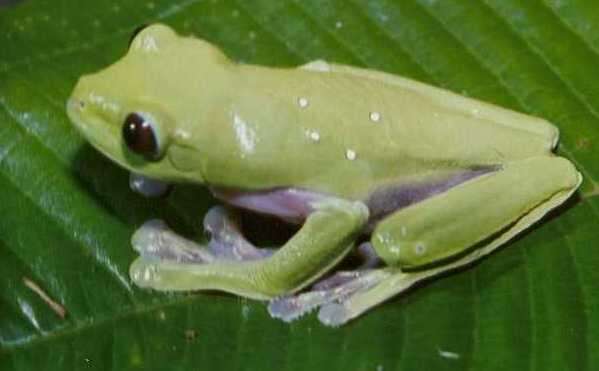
top-left (122, 112), bottom-right (162, 161)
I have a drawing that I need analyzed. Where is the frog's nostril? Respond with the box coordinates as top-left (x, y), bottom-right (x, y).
top-left (66, 97), bottom-right (87, 119)
top-left (68, 97), bottom-right (85, 110)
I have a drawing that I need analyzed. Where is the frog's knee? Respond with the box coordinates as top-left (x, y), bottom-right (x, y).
top-left (311, 198), bottom-right (369, 226)
top-left (548, 156), bottom-right (582, 190)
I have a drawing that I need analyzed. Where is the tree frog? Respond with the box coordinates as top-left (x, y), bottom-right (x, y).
top-left (66, 24), bottom-right (581, 326)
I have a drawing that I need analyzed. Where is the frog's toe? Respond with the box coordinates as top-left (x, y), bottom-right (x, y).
top-left (204, 206), bottom-right (275, 261)
top-left (309, 243), bottom-right (381, 291)
top-left (356, 242), bottom-right (382, 269)
top-left (202, 205), bottom-right (238, 236)
top-left (268, 269), bottom-right (390, 325)
top-left (129, 173), bottom-right (170, 197)
top-left (130, 258), bottom-right (161, 288)
top-left (318, 303), bottom-right (350, 327)
top-left (131, 213), bottom-right (273, 266)
top-left (312, 270), bottom-right (370, 291)
top-left (268, 290), bottom-right (329, 322)
top-left (132, 219), bottom-right (215, 263)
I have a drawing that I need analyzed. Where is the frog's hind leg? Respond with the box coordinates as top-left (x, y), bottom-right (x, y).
top-left (272, 156), bottom-right (580, 326)
top-left (305, 243), bottom-right (381, 291)
top-left (132, 206), bottom-right (274, 264)
top-left (268, 267), bottom-right (392, 325)
top-left (320, 156), bottom-right (580, 326)
top-left (371, 156), bottom-right (581, 269)
top-left (267, 242), bottom-right (384, 324)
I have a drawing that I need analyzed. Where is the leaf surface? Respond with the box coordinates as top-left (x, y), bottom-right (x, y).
top-left (1, 1), bottom-right (598, 370)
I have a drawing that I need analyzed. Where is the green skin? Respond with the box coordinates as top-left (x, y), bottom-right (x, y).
top-left (67, 24), bottom-right (582, 326)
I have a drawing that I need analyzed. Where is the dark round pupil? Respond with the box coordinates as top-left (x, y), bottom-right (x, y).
top-left (122, 113), bottom-right (158, 160)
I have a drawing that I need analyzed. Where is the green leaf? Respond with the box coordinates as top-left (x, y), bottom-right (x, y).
top-left (1, 0), bottom-right (598, 370)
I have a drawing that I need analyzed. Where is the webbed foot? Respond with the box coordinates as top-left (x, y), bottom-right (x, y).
top-left (268, 268), bottom-right (390, 326)
top-left (204, 206), bottom-right (275, 261)
top-left (131, 206), bottom-right (274, 265)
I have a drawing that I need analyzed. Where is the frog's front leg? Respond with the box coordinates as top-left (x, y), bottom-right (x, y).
top-left (130, 198), bottom-right (368, 299)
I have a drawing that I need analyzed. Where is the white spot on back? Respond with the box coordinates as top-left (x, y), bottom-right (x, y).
top-left (389, 244), bottom-right (401, 255)
top-left (345, 149), bottom-right (357, 160)
top-left (233, 114), bottom-right (257, 157)
top-left (306, 129), bottom-right (320, 142)
top-left (249, 31), bottom-right (256, 40)
top-left (369, 111), bottom-right (382, 122)
top-left (232, 9), bottom-right (240, 17)
top-left (298, 97), bottom-right (309, 108)
top-left (146, 2), bottom-right (156, 10)
top-left (335, 21), bottom-right (343, 29)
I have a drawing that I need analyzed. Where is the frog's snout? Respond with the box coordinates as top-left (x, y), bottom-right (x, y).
top-left (66, 75), bottom-right (91, 123)
top-left (68, 74), bottom-right (95, 108)
top-left (67, 74), bottom-right (122, 129)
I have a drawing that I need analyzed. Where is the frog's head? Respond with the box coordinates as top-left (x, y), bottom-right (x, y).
top-left (67, 24), bottom-right (231, 183)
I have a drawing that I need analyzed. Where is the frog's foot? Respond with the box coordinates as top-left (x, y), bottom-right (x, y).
top-left (132, 206), bottom-right (274, 265)
top-left (268, 268), bottom-right (391, 326)
top-left (203, 206), bottom-right (275, 261)
top-left (129, 173), bottom-right (170, 197)
top-left (307, 243), bottom-right (381, 291)
top-left (132, 219), bottom-right (215, 263)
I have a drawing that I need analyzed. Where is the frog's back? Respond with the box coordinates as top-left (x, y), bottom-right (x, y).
top-left (202, 62), bottom-right (557, 200)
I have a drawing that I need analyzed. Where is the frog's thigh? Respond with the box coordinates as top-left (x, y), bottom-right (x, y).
top-left (130, 198), bottom-right (368, 300)
top-left (372, 156), bottom-right (581, 269)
